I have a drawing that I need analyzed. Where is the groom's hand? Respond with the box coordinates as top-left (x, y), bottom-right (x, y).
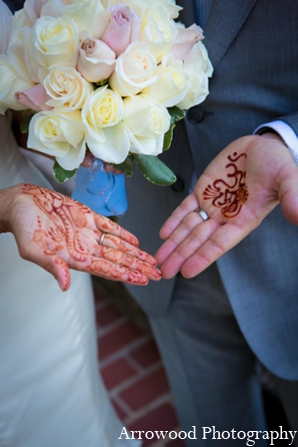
top-left (0, 184), bottom-right (161, 290)
top-left (156, 133), bottom-right (298, 279)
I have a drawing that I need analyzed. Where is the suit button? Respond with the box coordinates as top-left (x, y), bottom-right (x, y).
top-left (187, 106), bottom-right (206, 123)
top-left (171, 176), bottom-right (184, 192)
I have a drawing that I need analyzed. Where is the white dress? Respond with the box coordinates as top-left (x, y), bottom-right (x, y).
top-left (0, 4), bottom-right (138, 445)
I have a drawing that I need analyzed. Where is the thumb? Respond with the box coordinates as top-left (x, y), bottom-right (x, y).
top-left (278, 162), bottom-right (298, 225)
top-left (22, 246), bottom-right (71, 291)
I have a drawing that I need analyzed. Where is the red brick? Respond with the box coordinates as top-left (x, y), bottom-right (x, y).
top-left (101, 358), bottom-right (137, 390)
top-left (98, 321), bottom-right (144, 360)
top-left (130, 340), bottom-right (161, 369)
top-left (119, 368), bottom-right (170, 412)
top-left (112, 398), bottom-right (127, 421)
top-left (128, 403), bottom-right (179, 446)
top-left (167, 438), bottom-right (187, 447)
top-left (96, 304), bottom-right (122, 328)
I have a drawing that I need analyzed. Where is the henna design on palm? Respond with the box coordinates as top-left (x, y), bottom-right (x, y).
top-left (21, 184), bottom-right (161, 286)
top-left (203, 152), bottom-right (249, 218)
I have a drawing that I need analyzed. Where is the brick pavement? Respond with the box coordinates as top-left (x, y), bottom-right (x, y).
top-left (94, 286), bottom-right (186, 447)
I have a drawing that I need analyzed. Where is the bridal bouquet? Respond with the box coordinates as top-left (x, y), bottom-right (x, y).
top-left (0, 0), bottom-right (212, 213)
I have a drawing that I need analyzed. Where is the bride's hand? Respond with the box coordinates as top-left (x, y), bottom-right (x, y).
top-left (156, 133), bottom-right (298, 279)
top-left (0, 184), bottom-right (161, 290)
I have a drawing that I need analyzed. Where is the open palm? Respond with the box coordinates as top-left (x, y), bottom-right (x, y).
top-left (1, 184), bottom-right (161, 290)
top-left (156, 134), bottom-right (298, 279)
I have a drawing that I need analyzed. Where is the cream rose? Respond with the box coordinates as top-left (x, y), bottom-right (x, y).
top-left (76, 35), bottom-right (116, 83)
top-left (175, 43), bottom-right (212, 109)
top-left (7, 27), bottom-right (37, 83)
top-left (142, 53), bottom-right (191, 107)
top-left (185, 41), bottom-right (214, 77)
top-left (123, 94), bottom-right (170, 156)
top-left (152, 0), bottom-right (182, 19)
top-left (82, 86), bottom-right (130, 164)
top-left (27, 110), bottom-right (86, 170)
top-left (41, 0), bottom-right (109, 39)
top-left (32, 15), bottom-right (79, 69)
top-left (12, 8), bottom-right (32, 30)
top-left (0, 55), bottom-right (35, 115)
top-left (140, 5), bottom-right (178, 62)
top-left (43, 66), bottom-right (93, 111)
top-left (109, 42), bottom-right (157, 97)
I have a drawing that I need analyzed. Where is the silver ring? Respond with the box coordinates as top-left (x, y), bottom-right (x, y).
top-left (196, 208), bottom-right (209, 221)
top-left (99, 233), bottom-right (105, 245)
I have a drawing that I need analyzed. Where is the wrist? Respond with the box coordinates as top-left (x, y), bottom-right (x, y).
top-left (0, 184), bottom-right (23, 234)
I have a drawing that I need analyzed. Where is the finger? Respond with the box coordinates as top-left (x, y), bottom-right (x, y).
top-left (94, 213), bottom-right (139, 247)
top-left (159, 193), bottom-right (200, 240)
top-left (102, 234), bottom-right (157, 266)
top-left (278, 162), bottom-right (298, 225)
top-left (156, 211), bottom-right (207, 265)
top-left (87, 258), bottom-right (149, 286)
top-left (160, 219), bottom-right (221, 279)
top-left (21, 246), bottom-right (71, 291)
top-left (92, 245), bottom-right (162, 281)
top-left (181, 221), bottom-right (252, 278)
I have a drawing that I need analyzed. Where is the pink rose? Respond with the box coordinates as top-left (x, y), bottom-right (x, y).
top-left (23, 0), bottom-right (47, 25)
top-left (76, 35), bottom-right (116, 83)
top-left (101, 4), bottom-right (142, 57)
top-left (170, 24), bottom-right (204, 61)
top-left (15, 84), bottom-right (53, 112)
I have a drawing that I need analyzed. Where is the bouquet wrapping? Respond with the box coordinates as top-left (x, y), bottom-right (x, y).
top-left (0, 0), bottom-right (213, 215)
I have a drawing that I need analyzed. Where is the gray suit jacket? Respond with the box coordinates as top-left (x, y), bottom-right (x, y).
top-left (120, 0), bottom-right (298, 380)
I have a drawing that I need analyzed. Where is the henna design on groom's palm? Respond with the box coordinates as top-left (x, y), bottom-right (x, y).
top-left (203, 152), bottom-right (249, 218)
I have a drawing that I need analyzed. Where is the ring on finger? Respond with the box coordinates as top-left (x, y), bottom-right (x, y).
top-left (195, 208), bottom-right (209, 221)
top-left (99, 233), bottom-right (105, 245)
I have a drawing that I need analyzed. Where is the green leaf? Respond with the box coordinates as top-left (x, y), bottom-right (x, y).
top-left (112, 154), bottom-right (135, 177)
top-left (20, 113), bottom-right (34, 134)
top-left (163, 107), bottom-right (186, 151)
top-left (53, 161), bottom-right (77, 183)
top-left (168, 106), bottom-right (186, 123)
top-left (134, 154), bottom-right (177, 186)
top-left (94, 79), bottom-right (108, 87)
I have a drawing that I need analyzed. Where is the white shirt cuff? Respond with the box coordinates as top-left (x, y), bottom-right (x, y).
top-left (254, 120), bottom-right (298, 165)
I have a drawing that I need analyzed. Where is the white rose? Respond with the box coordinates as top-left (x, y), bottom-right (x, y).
top-left (140, 6), bottom-right (178, 62)
top-left (41, 0), bottom-right (109, 39)
top-left (43, 66), bottom-right (93, 111)
top-left (32, 15), bottom-right (79, 69)
top-left (185, 41), bottom-right (213, 77)
top-left (176, 69), bottom-right (209, 110)
top-left (82, 86), bottom-right (130, 164)
top-left (12, 9), bottom-right (32, 30)
top-left (123, 94), bottom-right (170, 156)
top-left (0, 55), bottom-right (35, 115)
top-left (109, 42), bottom-right (157, 97)
top-left (151, 0), bottom-right (182, 19)
top-left (142, 53), bottom-right (191, 107)
top-left (27, 110), bottom-right (86, 170)
top-left (176, 41), bottom-right (213, 109)
top-left (7, 27), bottom-right (37, 83)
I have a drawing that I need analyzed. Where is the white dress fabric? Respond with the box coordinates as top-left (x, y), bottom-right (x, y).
top-left (0, 5), bottom-right (138, 443)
